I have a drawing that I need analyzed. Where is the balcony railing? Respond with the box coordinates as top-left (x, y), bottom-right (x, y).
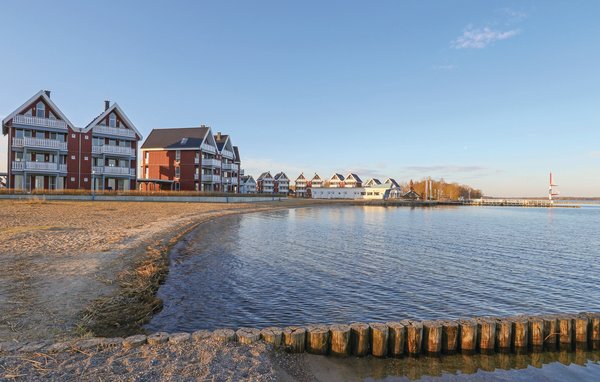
top-left (201, 158), bottom-right (221, 168)
top-left (12, 161), bottom-right (66, 172)
top-left (93, 166), bottom-right (136, 176)
top-left (201, 143), bottom-right (216, 154)
top-left (93, 125), bottom-right (137, 138)
top-left (201, 174), bottom-right (221, 183)
top-left (13, 115), bottom-right (67, 130)
top-left (222, 162), bottom-right (235, 170)
top-left (13, 137), bottom-right (67, 151)
top-left (220, 149), bottom-right (234, 158)
top-left (92, 145), bottom-right (135, 156)
top-left (194, 173), bottom-right (199, 180)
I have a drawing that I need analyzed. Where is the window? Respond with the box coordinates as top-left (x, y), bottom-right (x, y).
top-left (71, 155), bottom-right (75, 160)
top-left (57, 177), bottom-right (65, 190)
top-left (36, 102), bottom-right (45, 118)
top-left (84, 135), bottom-right (89, 140)
top-left (84, 178), bottom-right (88, 182)
top-left (84, 156), bottom-right (88, 161)
top-left (15, 152), bottom-right (23, 162)
top-left (15, 130), bottom-right (24, 138)
top-left (145, 167), bottom-right (149, 179)
top-left (71, 134), bottom-right (76, 138)
top-left (175, 150), bottom-right (181, 161)
top-left (70, 177), bottom-right (75, 182)
top-left (13, 175), bottom-right (23, 190)
top-left (109, 113), bottom-right (117, 127)
top-left (145, 152), bottom-right (149, 162)
top-left (49, 177), bottom-right (56, 190)
top-left (108, 159), bottom-right (116, 167)
top-left (24, 130), bottom-right (32, 138)
top-left (175, 167), bottom-right (180, 178)
top-left (93, 137), bottom-right (103, 146)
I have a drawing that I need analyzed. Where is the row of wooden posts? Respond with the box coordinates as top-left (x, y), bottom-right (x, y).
top-left (229, 313), bottom-right (600, 357)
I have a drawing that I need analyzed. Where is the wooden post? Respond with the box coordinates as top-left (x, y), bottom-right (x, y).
top-left (422, 320), bottom-right (442, 355)
top-left (496, 318), bottom-right (512, 353)
top-left (543, 315), bottom-right (558, 351)
top-left (260, 327), bottom-right (283, 349)
top-left (306, 325), bottom-right (329, 355)
top-left (587, 313), bottom-right (600, 350)
top-left (283, 326), bottom-right (306, 353)
top-left (477, 318), bottom-right (496, 354)
top-left (402, 320), bottom-right (423, 356)
top-left (458, 319), bottom-right (478, 354)
top-left (350, 322), bottom-right (370, 356)
top-left (442, 320), bottom-right (459, 354)
top-left (386, 321), bottom-right (406, 357)
top-left (329, 324), bottom-right (351, 356)
top-left (212, 329), bottom-right (236, 343)
top-left (369, 323), bottom-right (389, 357)
top-left (236, 327), bottom-right (261, 344)
top-left (558, 315), bottom-right (573, 349)
top-left (512, 317), bottom-right (529, 352)
top-left (574, 315), bottom-right (589, 346)
top-left (529, 317), bottom-right (544, 351)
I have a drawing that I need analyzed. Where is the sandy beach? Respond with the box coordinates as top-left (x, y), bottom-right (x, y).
top-left (0, 199), bottom-right (320, 344)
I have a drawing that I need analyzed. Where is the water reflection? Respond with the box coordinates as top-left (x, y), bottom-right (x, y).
top-left (304, 350), bottom-right (600, 381)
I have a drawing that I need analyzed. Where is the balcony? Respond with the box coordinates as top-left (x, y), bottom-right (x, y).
top-left (220, 149), bottom-right (234, 159)
top-left (201, 174), bottom-right (221, 183)
top-left (194, 157), bottom-right (200, 164)
top-left (93, 166), bottom-right (136, 176)
top-left (13, 115), bottom-right (67, 130)
top-left (222, 162), bottom-right (235, 170)
top-left (201, 143), bottom-right (216, 154)
top-left (201, 158), bottom-right (221, 168)
top-left (93, 125), bottom-right (137, 138)
top-left (12, 161), bottom-right (66, 172)
top-left (194, 173), bottom-right (199, 180)
top-left (92, 145), bottom-right (135, 156)
top-left (13, 137), bottom-right (67, 151)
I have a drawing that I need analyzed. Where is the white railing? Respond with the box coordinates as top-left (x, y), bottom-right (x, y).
top-left (201, 174), bottom-right (220, 183)
top-left (93, 125), bottom-right (136, 138)
top-left (222, 162), bottom-right (234, 170)
top-left (220, 149), bottom-right (234, 159)
top-left (194, 173), bottom-right (199, 180)
top-left (93, 166), bottom-right (136, 176)
top-left (13, 115), bottom-right (67, 130)
top-left (201, 143), bottom-right (216, 153)
top-left (201, 158), bottom-right (221, 167)
top-left (13, 137), bottom-right (67, 150)
top-left (59, 164), bottom-right (67, 172)
top-left (230, 177), bottom-right (238, 185)
top-left (92, 145), bottom-right (135, 156)
top-left (12, 161), bottom-right (61, 171)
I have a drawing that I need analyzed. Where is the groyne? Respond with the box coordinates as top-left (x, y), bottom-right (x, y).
top-left (3, 312), bottom-right (598, 357)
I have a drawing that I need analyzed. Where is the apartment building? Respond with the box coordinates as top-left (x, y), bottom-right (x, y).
top-left (1, 90), bottom-right (141, 191)
top-left (256, 172), bottom-right (274, 193)
top-left (344, 173), bottom-right (363, 188)
top-left (215, 133), bottom-right (240, 193)
top-left (240, 175), bottom-right (256, 194)
top-left (294, 173), bottom-right (308, 197)
top-left (273, 172), bottom-right (289, 194)
top-left (327, 173), bottom-right (345, 188)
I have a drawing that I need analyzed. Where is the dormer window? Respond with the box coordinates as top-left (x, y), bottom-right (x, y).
top-left (36, 102), bottom-right (45, 118)
top-left (181, 138), bottom-right (188, 145)
top-left (109, 113), bottom-right (117, 128)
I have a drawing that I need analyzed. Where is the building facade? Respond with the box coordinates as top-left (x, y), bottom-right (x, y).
top-left (294, 173), bottom-right (308, 197)
top-left (274, 172), bottom-right (289, 194)
top-left (256, 172), bottom-right (274, 193)
top-left (240, 175), bottom-right (256, 194)
top-left (1, 90), bottom-right (141, 191)
top-left (140, 126), bottom-right (241, 192)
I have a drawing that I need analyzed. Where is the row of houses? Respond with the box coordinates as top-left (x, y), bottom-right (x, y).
top-left (1, 90), bottom-right (244, 192)
top-left (238, 171), bottom-right (421, 200)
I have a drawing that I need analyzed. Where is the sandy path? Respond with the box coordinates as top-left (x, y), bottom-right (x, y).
top-left (0, 199), bottom-right (317, 343)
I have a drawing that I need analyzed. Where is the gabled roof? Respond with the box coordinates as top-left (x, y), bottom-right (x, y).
top-left (141, 127), bottom-right (210, 149)
top-left (295, 173), bottom-right (306, 181)
top-left (241, 175), bottom-right (255, 184)
top-left (365, 178), bottom-right (382, 186)
top-left (2, 90), bottom-right (76, 135)
top-left (257, 171), bottom-right (273, 180)
top-left (82, 103), bottom-right (142, 139)
top-left (233, 146), bottom-right (241, 163)
top-left (274, 172), bottom-right (289, 181)
top-left (311, 173), bottom-right (322, 181)
top-left (385, 178), bottom-right (400, 188)
top-left (345, 173), bottom-right (362, 183)
top-left (329, 173), bottom-right (345, 182)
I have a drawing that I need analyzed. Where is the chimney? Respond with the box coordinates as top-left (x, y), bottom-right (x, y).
top-left (104, 100), bottom-right (110, 111)
top-left (200, 124), bottom-right (206, 128)
top-left (217, 132), bottom-right (221, 140)
top-left (44, 90), bottom-right (51, 98)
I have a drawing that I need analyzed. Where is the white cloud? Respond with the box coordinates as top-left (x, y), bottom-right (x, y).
top-left (451, 26), bottom-right (520, 49)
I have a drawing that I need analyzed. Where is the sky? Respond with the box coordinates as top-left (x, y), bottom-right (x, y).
top-left (0, 0), bottom-right (599, 197)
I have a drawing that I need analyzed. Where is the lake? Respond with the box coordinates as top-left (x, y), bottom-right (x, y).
top-left (147, 205), bottom-right (600, 332)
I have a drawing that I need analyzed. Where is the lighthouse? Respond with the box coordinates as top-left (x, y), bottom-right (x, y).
top-left (548, 172), bottom-right (559, 203)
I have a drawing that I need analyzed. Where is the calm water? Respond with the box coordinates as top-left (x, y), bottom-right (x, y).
top-left (147, 205), bottom-right (600, 332)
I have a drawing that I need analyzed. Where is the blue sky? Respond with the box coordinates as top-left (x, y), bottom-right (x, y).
top-left (1, 0), bottom-right (599, 196)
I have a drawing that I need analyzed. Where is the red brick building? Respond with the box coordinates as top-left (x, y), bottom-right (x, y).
top-left (140, 127), bottom-right (241, 192)
top-left (1, 90), bottom-right (141, 191)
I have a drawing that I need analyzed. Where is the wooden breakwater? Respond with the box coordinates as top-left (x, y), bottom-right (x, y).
top-left (3, 313), bottom-right (598, 358)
